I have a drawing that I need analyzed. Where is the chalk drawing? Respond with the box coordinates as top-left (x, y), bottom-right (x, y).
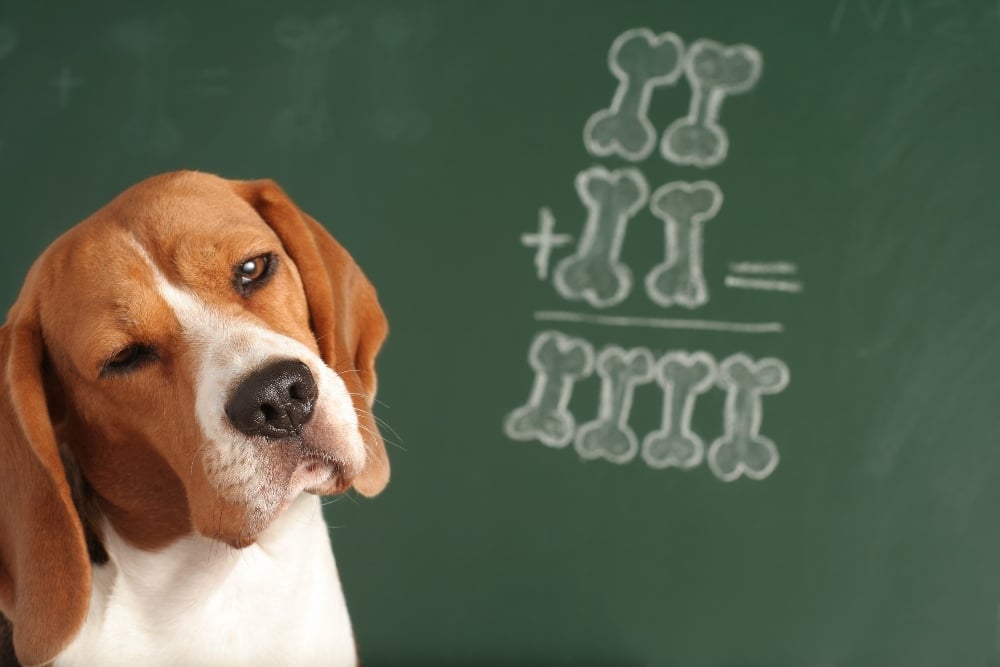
top-left (724, 276), bottom-right (804, 293)
top-left (504, 331), bottom-right (595, 448)
top-left (534, 310), bottom-right (784, 334)
top-left (990, 0), bottom-right (1000, 26)
top-left (660, 39), bottom-right (762, 168)
top-left (369, 9), bottom-right (434, 144)
top-left (274, 14), bottom-right (350, 148)
top-left (642, 351), bottom-right (717, 470)
top-left (646, 180), bottom-right (722, 308)
top-left (0, 25), bottom-right (13, 152)
top-left (521, 207), bottom-right (573, 280)
top-left (373, 108), bottom-right (431, 144)
top-left (726, 261), bottom-right (802, 292)
top-left (504, 27), bottom-right (795, 482)
top-left (552, 166), bottom-right (649, 309)
top-left (728, 261), bottom-right (798, 275)
top-left (115, 18), bottom-right (181, 154)
top-left (583, 28), bottom-right (684, 162)
top-left (51, 67), bottom-right (85, 108)
top-left (0, 25), bottom-right (14, 152)
top-left (372, 7), bottom-right (435, 48)
top-left (191, 67), bottom-right (230, 97)
top-left (574, 346), bottom-right (655, 464)
top-left (830, 0), bottom-right (913, 33)
top-left (707, 353), bottom-right (789, 482)
top-left (372, 10), bottom-right (415, 48)
top-left (0, 25), bottom-right (17, 62)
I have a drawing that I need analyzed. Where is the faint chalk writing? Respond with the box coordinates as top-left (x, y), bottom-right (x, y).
top-left (274, 14), bottom-right (349, 148)
top-left (830, 0), bottom-right (913, 32)
top-left (0, 24), bottom-right (16, 62)
top-left (115, 18), bottom-right (181, 154)
top-left (370, 9), bottom-right (434, 143)
top-left (51, 67), bottom-right (85, 109)
top-left (0, 24), bottom-right (17, 152)
top-left (191, 67), bottom-right (230, 97)
top-left (829, 0), bottom-right (1000, 35)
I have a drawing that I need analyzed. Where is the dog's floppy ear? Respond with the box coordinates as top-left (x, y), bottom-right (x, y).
top-left (0, 283), bottom-right (91, 666)
top-left (232, 178), bottom-right (390, 497)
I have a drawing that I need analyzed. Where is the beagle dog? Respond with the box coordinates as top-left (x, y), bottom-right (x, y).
top-left (0, 172), bottom-right (389, 667)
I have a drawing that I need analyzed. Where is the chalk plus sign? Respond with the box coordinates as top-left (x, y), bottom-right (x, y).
top-left (521, 207), bottom-right (572, 280)
top-left (51, 67), bottom-right (85, 108)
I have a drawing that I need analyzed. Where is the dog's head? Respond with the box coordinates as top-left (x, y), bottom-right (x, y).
top-left (0, 171), bottom-right (389, 665)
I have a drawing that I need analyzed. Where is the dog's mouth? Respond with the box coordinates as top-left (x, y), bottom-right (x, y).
top-left (297, 451), bottom-right (351, 496)
top-left (218, 450), bottom-right (352, 549)
top-left (211, 413), bottom-right (365, 548)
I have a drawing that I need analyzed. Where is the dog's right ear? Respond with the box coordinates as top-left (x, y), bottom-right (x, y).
top-left (0, 280), bottom-right (91, 667)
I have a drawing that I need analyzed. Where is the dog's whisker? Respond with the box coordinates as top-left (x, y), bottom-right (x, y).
top-left (349, 404), bottom-right (404, 445)
top-left (355, 421), bottom-right (404, 455)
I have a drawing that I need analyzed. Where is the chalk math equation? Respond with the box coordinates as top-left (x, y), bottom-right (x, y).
top-left (505, 28), bottom-right (798, 483)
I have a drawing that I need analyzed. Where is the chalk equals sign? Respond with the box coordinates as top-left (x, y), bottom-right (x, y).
top-left (191, 67), bottom-right (230, 96)
top-left (725, 261), bottom-right (803, 293)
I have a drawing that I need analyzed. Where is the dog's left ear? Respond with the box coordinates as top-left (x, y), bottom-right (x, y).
top-left (231, 179), bottom-right (390, 497)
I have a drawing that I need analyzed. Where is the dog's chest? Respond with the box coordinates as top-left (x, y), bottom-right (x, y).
top-left (56, 495), bottom-right (356, 667)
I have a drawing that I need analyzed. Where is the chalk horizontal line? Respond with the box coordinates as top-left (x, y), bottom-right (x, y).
top-left (533, 310), bottom-right (784, 334)
top-left (724, 276), bottom-right (804, 293)
top-left (728, 261), bottom-right (798, 275)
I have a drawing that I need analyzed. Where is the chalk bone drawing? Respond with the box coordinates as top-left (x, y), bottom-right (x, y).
top-left (505, 341), bottom-right (790, 480)
top-left (583, 28), bottom-right (684, 162)
top-left (642, 351), bottom-right (716, 470)
top-left (708, 354), bottom-right (789, 482)
top-left (574, 346), bottom-right (654, 464)
top-left (646, 180), bottom-right (722, 309)
top-left (553, 166), bottom-right (649, 309)
top-left (114, 18), bottom-right (181, 154)
top-left (504, 331), bottom-right (595, 448)
top-left (661, 39), bottom-right (762, 168)
top-left (274, 14), bottom-right (350, 148)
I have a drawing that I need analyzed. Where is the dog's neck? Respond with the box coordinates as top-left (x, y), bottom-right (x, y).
top-left (55, 493), bottom-right (357, 667)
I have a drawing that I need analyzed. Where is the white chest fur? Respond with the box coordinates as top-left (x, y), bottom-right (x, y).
top-left (56, 495), bottom-right (356, 667)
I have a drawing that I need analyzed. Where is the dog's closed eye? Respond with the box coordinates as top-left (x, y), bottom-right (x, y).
top-left (100, 344), bottom-right (158, 377)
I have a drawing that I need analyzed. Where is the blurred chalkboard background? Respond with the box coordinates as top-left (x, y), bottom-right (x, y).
top-left (2, 1), bottom-right (1000, 665)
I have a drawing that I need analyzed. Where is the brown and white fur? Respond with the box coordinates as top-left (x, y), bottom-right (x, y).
top-left (0, 172), bottom-right (389, 667)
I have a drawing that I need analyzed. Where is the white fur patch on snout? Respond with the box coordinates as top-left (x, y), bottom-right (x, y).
top-left (195, 324), bottom-right (367, 501)
top-left (133, 241), bottom-right (366, 508)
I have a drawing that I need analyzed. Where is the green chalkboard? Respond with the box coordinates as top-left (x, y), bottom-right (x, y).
top-left (2, 1), bottom-right (999, 665)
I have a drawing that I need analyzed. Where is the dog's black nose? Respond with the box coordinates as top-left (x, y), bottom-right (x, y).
top-left (225, 360), bottom-right (317, 439)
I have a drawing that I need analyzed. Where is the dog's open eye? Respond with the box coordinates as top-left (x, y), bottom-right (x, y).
top-left (100, 344), bottom-right (158, 377)
top-left (234, 253), bottom-right (276, 295)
